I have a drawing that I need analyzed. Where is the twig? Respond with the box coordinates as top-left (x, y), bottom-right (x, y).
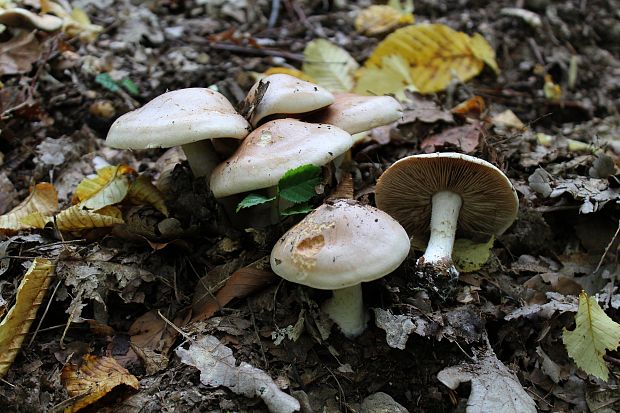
top-left (268, 0), bottom-right (281, 28)
top-left (210, 42), bottom-right (304, 62)
top-left (248, 299), bottom-right (268, 369)
top-left (594, 219), bottom-right (620, 274)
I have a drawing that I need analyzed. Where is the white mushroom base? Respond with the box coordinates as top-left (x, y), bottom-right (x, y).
top-left (322, 283), bottom-right (368, 338)
top-left (418, 190), bottom-right (462, 275)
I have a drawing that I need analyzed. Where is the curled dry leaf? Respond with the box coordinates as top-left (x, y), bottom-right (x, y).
top-left (192, 258), bottom-right (275, 322)
top-left (0, 258), bottom-right (55, 377)
top-left (73, 165), bottom-right (135, 210)
top-left (0, 31), bottom-right (41, 76)
top-left (420, 122), bottom-right (483, 153)
top-left (0, 183), bottom-right (58, 234)
top-left (358, 24), bottom-right (499, 94)
top-left (176, 335), bottom-right (300, 413)
top-left (127, 174), bottom-right (169, 216)
top-left (61, 354), bottom-right (139, 413)
top-left (54, 205), bottom-right (124, 232)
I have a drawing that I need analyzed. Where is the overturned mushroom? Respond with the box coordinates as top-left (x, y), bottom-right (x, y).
top-left (270, 200), bottom-right (410, 337)
top-left (375, 153), bottom-right (518, 276)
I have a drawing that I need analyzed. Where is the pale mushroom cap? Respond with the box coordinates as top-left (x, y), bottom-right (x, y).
top-left (375, 152), bottom-right (519, 245)
top-left (210, 119), bottom-right (352, 198)
top-left (307, 93), bottom-right (403, 134)
top-left (0, 8), bottom-right (63, 31)
top-left (270, 200), bottom-right (410, 290)
top-left (105, 88), bottom-right (250, 149)
top-left (246, 74), bottom-right (335, 126)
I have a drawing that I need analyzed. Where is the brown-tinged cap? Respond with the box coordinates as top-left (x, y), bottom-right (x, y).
top-left (210, 119), bottom-right (352, 198)
top-left (105, 88), bottom-right (250, 149)
top-left (306, 93), bottom-right (403, 134)
top-left (270, 200), bottom-right (410, 290)
top-left (244, 74), bottom-right (335, 127)
top-left (375, 152), bottom-right (518, 245)
top-left (0, 8), bottom-right (62, 31)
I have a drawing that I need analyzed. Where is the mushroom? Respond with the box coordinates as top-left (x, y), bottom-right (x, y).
top-left (210, 119), bottom-right (352, 199)
top-left (105, 88), bottom-right (250, 179)
top-left (375, 153), bottom-right (519, 276)
top-left (243, 74), bottom-right (335, 127)
top-left (0, 8), bottom-right (63, 31)
top-left (270, 200), bottom-right (410, 337)
top-left (305, 93), bottom-right (403, 135)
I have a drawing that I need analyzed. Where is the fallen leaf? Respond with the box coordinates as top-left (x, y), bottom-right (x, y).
top-left (127, 174), bottom-right (169, 216)
top-left (176, 335), bottom-right (300, 413)
top-left (73, 165), bottom-right (135, 210)
top-left (492, 109), bottom-right (526, 130)
top-left (192, 257), bottom-right (275, 322)
top-left (361, 24), bottom-right (499, 94)
top-left (0, 31), bottom-right (41, 75)
top-left (0, 183), bottom-right (58, 234)
top-left (505, 292), bottom-right (578, 320)
top-left (400, 92), bottom-right (454, 124)
top-left (303, 39), bottom-right (359, 92)
top-left (354, 54), bottom-right (416, 99)
top-left (61, 354), bottom-right (139, 412)
top-left (452, 236), bottom-right (494, 273)
top-left (372, 308), bottom-right (415, 350)
top-left (54, 205), bottom-right (125, 231)
top-left (451, 96), bottom-right (486, 119)
top-left (0, 258), bottom-right (55, 377)
top-left (563, 291), bottom-right (620, 381)
top-left (354, 4), bottom-right (414, 36)
top-left (437, 344), bottom-right (537, 413)
top-left (420, 122), bottom-right (482, 153)
top-left (544, 74), bottom-right (562, 102)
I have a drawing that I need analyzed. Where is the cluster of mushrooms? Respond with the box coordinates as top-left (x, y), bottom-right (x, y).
top-left (105, 74), bottom-right (519, 338)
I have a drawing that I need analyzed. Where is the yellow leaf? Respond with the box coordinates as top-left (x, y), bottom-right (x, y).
top-left (263, 67), bottom-right (316, 83)
top-left (302, 39), bottom-right (359, 92)
top-left (452, 237), bottom-right (494, 273)
top-left (55, 205), bottom-right (124, 232)
top-left (0, 258), bottom-right (55, 377)
top-left (61, 354), bottom-right (139, 412)
top-left (363, 24), bottom-right (499, 94)
top-left (355, 5), bottom-right (414, 36)
top-left (0, 183), bottom-right (58, 233)
top-left (19, 212), bottom-right (52, 229)
top-left (544, 74), bottom-right (562, 102)
top-left (73, 165), bottom-right (134, 210)
top-left (127, 175), bottom-right (169, 217)
top-left (354, 54), bottom-right (417, 99)
top-left (563, 291), bottom-right (620, 381)
top-left (470, 33), bottom-right (500, 74)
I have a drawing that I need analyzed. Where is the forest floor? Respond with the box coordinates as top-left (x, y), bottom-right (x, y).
top-left (1, 0), bottom-right (620, 412)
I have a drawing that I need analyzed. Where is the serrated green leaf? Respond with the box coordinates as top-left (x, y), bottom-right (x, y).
top-left (236, 194), bottom-right (276, 213)
top-left (121, 78), bottom-right (140, 96)
top-left (453, 236), bottom-right (494, 273)
top-left (278, 164), bottom-right (321, 203)
top-left (563, 291), bottom-right (620, 381)
top-left (280, 202), bottom-right (314, 216)
top-left (95, 73), bottom-right (119, 92)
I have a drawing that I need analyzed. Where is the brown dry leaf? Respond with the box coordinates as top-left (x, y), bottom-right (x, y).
top-left (192, 258), bottom-right (276, 322)
top-left (127, 175), bottom-right (169, 217)
top-left (452, 96), bottom-right (486, 119)
top-left (0, 258), bottom-right (55, 377)
top-left (354, 4), bottom-right (414, 36)
top-left (420, 122), bottom-right (483, 153)
top-left (60, 354), bottom-right (139, 412)
top-left (359, 24), bottom-right (499, 94)
top-left (0, 31), bottom-right (42, 76)
top-left (54, 205), bottom-right (125, 232)
top-left (492, 109), bottom-right (526, 130)
top-left (0, 182), bottom-right (58, 234)
top-left (400, 93), bottom-right (454, 124)
top-left (73, 165), bottom-right (135, 210)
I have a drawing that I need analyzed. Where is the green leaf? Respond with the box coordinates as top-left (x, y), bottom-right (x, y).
top-left (280, 202), bottom-right (314, 216)
top-left (121, 78), bottom-right (140, 96)
top-left (236, 194), bottom-right (276, 213)
top-left (563, 291), bottom-right (620, 381)
top-left (95, 73), bottom-right (119, 92)
top-left (452, 236), bottom-right (494, 273)
top-left (278, 164), bottom-right (321, 203)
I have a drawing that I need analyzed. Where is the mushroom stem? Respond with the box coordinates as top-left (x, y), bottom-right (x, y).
top-left (322, 283), bottom-right (368, 338)
top-left (181, 140), bottom-right (221, 179)
top-left (421, 190), bottom-right (462, 264)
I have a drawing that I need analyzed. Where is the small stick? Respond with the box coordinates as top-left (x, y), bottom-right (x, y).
top-left (210, 43), bottom-right (304, 62)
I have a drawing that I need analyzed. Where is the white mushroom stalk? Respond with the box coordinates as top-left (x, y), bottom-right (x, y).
top-left (181, 140), bottom-right (222, 179)
top-left (322, 284), bottom-right (368, 338)
top-left (420, 191), bottom-right (462, 266)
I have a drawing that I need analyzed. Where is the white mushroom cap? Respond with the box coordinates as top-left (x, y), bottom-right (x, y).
top-left (270, 200), bottom-right (410, 289)
top-left (245, 74), bottom-right (335, 127)
top-left (105, 88), bottom-right (250, 149)
top-left (307, 93), bottom-right (403, 134)
top-left (0, 8), bottom-right (63, 31)
top-left (375, 152), bottom-right (519, 247)
top-left (210, 119), bottom-right (353, 198)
